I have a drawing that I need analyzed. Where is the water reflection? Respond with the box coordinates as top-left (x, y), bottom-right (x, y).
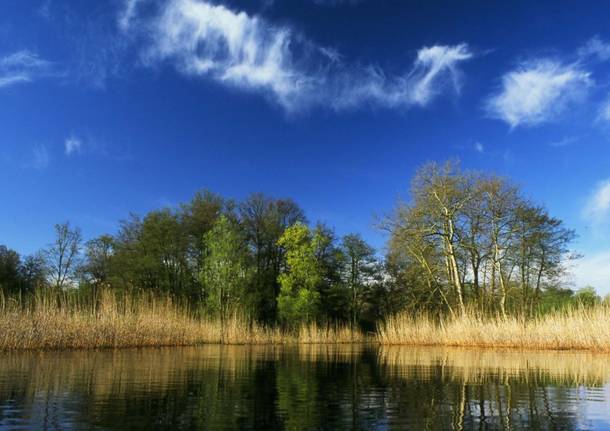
top-left (0, 345), bottom-right (609, 430)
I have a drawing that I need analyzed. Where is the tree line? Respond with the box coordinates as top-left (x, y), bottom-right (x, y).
top-left (0, 161), bottom-right (601, 328)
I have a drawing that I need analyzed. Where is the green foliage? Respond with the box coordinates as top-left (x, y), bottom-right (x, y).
top-left (277, 223), bottom-right (322, 326)
top-left (200, 215), bottom-right (250, 323)
top-left (0, 246), bottom-right (22, 294)
top-left (0, 161), bottom-right (596, 331)
top-left (340, 234), bottom-right (379, 329)
top-left (573, 286), bottom-right (601, 307)
top-left (238, 193), bottom-right (306, 323)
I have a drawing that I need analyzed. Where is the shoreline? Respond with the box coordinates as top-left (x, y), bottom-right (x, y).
top-left (4, 334), bottom-right (610, 354)
top-left (3, 291), bottom-right (610, 353)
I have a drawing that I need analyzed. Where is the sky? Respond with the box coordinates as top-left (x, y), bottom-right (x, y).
top-left (2, 0), bottom-right (610, 292)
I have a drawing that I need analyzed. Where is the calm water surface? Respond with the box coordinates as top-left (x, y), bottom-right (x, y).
top-left (0, 344), bottom-right (609, 430)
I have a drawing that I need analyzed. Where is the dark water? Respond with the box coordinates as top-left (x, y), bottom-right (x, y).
top-left (0, 345), bottom-right (609, 430)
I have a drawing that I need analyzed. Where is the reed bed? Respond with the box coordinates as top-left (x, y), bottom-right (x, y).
top-left (0, 289), bottom-right (364, 350)
top-left (6, 288), bottom-right (610, 352)
top-left (377, 307), bottom-right (610, 351)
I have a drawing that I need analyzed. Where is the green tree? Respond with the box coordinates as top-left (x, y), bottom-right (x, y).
top-left (239, 193), bottom-right (306, 323)
top-left (80, 235), bottom-right (114, 289)
top-left (573, 286), bottom-right (600, 307)
top-left (340, 234), bottom-right (378, 330)
top-left (277, 223), bottom-right (322, 327)
top-left (0, 245), bottom-right (22, 294)
top-left (110, 210), bottom-right (193, 296)
top-left (179, 190), bottom-right (228, 275)
top-left (200, 216), bottom-right (250, 330)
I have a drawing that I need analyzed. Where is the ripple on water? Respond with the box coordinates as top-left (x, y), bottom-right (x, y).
top-left (0, 345), bottom-right (610, 429)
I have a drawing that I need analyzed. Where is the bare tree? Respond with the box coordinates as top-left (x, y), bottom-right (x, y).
top-left (45, 222), bottom-right (82, 289)
top-left (386, 161), bottom-right (577, 317)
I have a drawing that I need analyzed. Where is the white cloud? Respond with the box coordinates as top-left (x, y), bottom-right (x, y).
top-left (597, 95), bottom-right (610, 124)
top-left (473, 141), bottom-right (484, 153)
top-left (409, 45), bottom-right (472, 105)
top-left (584, 179), bottom-right (610, 222)
top-left (64, 136), bottom-right (82, 155)
top-left (485, 60), bottom-right (591, 128)
top-left (572, 250), bottom-right (610, 294)
top-left (123, 0), bottom-right (473, 112)
top-left (0, 50), bottom-right (53, 89)
top-left (578, 36), bottom-right (610, 62)
top-left (118, 0), bottom-right (145, 32)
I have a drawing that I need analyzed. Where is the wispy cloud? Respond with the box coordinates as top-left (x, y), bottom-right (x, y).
top-left (485, 60), bottom-right (591, 128)
top-left (597, 94), bottom-right (610, 124)
top-left (122, 0), bottom-right (473, 112)
top-left (548, 136), bottom-right (578, 147)
top-left (578, 36), bottom-right (610, 62)
top-left (118, 0), bottom-right (145, 32)
top-left (31, 144), bottom-right (50, 170)
top-left (473, 141), bottom-right (484, 153)
top-left (0, 50), bottom-right (53, 89)
top-left (64, 136), bottom-right (82, 155)
top-left (584, 179), bottom-right (610, 222)
top-left (37, 0), bottom-right (53, 20)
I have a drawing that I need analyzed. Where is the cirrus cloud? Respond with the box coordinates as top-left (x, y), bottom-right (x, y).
top-left (584, 179), bottom-right (610, 222)
top-left (121, 0), bottom-right (474, 112)
top-left (0, 50), bottom-right (53, 89)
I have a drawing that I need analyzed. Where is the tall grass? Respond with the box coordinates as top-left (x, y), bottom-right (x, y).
top-left (5, 288), bottom-right (610, 352)
top-left (377, 307), bottom-right (610, 351)
top-left (0, 289), bottom-right (363, 350)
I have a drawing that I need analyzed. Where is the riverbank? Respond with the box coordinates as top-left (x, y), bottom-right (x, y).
top-left (377, 308), bottom-right (610, 351)
top-left (0, 291), bottom-right (364, 350)
top-left (3, 290), bottom-right (610, 352)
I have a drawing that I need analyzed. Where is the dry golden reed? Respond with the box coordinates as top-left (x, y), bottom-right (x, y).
top-left (0, 289), bottom-right (363, 350)
top-left (377, 307), bottom-right (610, 352)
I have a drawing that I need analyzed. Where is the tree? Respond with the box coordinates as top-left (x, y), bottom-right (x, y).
top-left (110, 210), bottom-right (193, 296)
top-left (0, 245), bottom-right (22, 294)
top-left (478, 176), bottom-right (519, 317)
top-left (386, 160), bottom-right (576, 318)
top-left (179, 190), bottom-right (227, 275)
top-left (80, 235), bottom-right (114, 289)
top-left (239, 193), bottom-right (306, 323)
top-left (573, 286), bottom-right (600, 307)
top-left (44, 222), bottom-right (82, 289)
top-left (339, 234), bottom-right (378, 330)
top-left (19, 253), bottom-right (47, 293)
top-left (277, 223), bottom-right (321, 327)
top-left (311, 223), bottom-right (345, 323)
top-left (389, 161), bottom-right (471, 314)
top-left (200, 215), bottom-right (250, 330)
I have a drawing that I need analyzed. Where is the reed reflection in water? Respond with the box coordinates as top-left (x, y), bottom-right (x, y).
top-left (0, 345), bottom-right (610, 430)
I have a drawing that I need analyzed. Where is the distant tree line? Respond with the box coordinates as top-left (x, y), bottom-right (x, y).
top-left (0, 161), bottom-right (602, 327)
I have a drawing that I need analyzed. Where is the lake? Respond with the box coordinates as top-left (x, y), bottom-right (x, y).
top-left (0, 344), bottom-right (609, 430)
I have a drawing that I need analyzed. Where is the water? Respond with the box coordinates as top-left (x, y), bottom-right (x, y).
top-left (0, 345), bottom-right (610, 430)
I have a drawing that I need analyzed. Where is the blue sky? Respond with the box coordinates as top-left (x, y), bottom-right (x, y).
top-left (2, 0), bottom-right (610, 292)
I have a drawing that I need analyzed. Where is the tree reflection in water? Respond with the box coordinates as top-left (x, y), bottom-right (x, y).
top-left (0, 345), bottom-right (608, 430)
